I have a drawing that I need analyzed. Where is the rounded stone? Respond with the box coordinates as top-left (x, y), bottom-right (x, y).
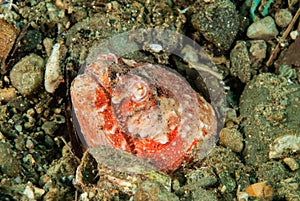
top-left (290, 30), bottom-right (299, 40)
top-left (219, 127), bottom-right (244, 152)
top-left (275, 9), bottom-right (293, 28)
top-left (10, 54), bottom-right (45, 96)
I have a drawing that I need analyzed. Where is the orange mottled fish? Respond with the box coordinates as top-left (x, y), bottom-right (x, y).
top-left (71, 53), bottom-right (217, 172)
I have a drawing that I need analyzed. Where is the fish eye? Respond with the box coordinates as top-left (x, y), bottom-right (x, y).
top-left (130, 80), bottom-right (149, 103)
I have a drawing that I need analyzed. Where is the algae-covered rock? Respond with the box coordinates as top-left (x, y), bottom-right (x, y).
top-left (230, 41), bottom-right (251, 83)
top-left (191, 0), bottom-right (240, 50)
top-left (240, 73), bottom-right (300, 167)
top-left (187, 146), bottom-right (250, 195)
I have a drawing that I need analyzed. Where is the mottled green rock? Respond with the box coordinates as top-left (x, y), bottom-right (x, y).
top-left (240, 73), bottom-right (300, 167)
top-left (247, 16), bottom-right (278, 40)
top-left (191, 0), bottom-right (240, 50)
top-left (230, 41), bottom-right (251, 83)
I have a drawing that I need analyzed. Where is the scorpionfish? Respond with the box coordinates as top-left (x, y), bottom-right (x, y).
top-left (71, 53), bottom-right (217, 172)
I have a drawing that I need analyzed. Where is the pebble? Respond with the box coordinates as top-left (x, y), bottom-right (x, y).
top-left (237, 191), bottom-right (248, 201)
top-left (189, 187), bottom-right (218, 201)
top-left (0, 141), bottom-right (20, 176)
top-left (0, 87), bottom-right (17, 102)
top-left (275, 9), bottom-right (293, 28)
top-left (269, 135), bottom-right (300, 159)
top-left (26, 138), bottom-right (35, 149)
top-left (247, 16), bottom-right (279, 40)
top-left (41, 121), bottom-right (58, 135)
top-left (219, 127), bottom-right (244, 152)
top-left (249, 40), bottom-right (267, 62)
top-left (44, 135), bottom-right (55, 147)
top-left (46, 2), bottom-right (63, 22)
top-left (43, 188), bottom-right (59, 201)
top-left (44, 43), bottom-right (63, 93)
top-left (26, 108), bottom-right (36, 117)
top-left (24, 121), bottom-right (35, 130)
top-left (281, 36), bottom-right (300, 66)
top-left (283, 158), bottom-right (299, 171)
top-left (15, 124), bottom-right (23, 133)
top-left (10, 54), bottom-right (45, 96)
top-left (23, 183), bottom-right (35, 200)
top-left (134, 180), bottom-right (179, 201)
top-left (43, 37), bottom-right (54, 57)
top-left (23, 182), bottom-right (45, 200)
top-left (290, 30), bottom-right (299, 40)
top-left (187, 168), bottom-right (218, 187)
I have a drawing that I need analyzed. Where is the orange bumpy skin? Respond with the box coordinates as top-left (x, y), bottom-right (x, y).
top-left (71, 53), bottom-right (217, 172)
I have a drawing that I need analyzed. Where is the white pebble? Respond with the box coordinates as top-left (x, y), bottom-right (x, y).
top-left (44, 43), bottom-right (63, 93)
top-left (290, 30), bottom-right (299, 40)
top-left (149, 43), bottom-right (163, 53)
